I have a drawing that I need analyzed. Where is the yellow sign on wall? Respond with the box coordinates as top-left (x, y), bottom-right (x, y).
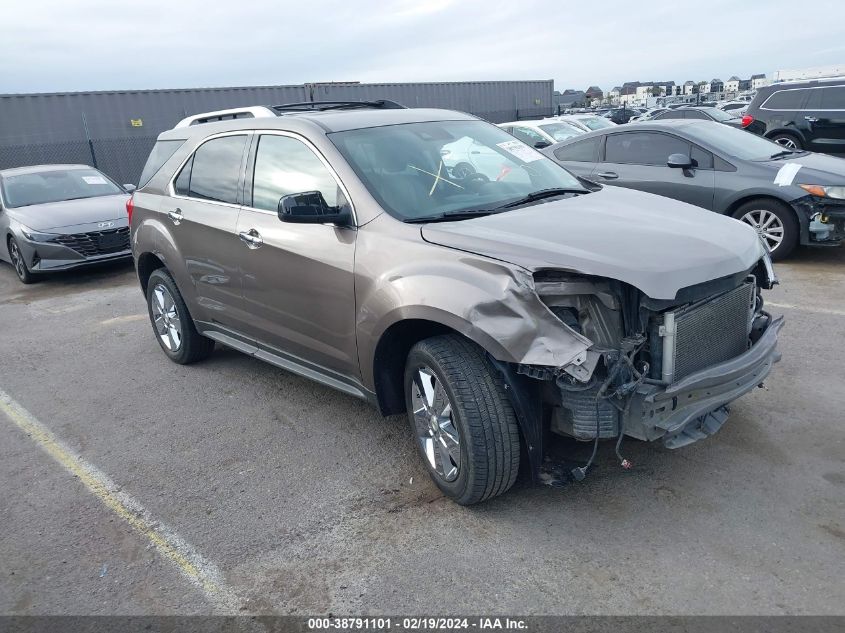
top-left (130, 119), bottom-right (143, 127)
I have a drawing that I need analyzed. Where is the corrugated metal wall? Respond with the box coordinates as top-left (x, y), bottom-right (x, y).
top-left (0, 80), bottom-right (552, 184)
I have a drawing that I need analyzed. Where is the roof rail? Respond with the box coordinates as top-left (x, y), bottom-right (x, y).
top-left (174, 106), bottom-right (277, 128)
top-left (271, 100), bottom-right (406, 113)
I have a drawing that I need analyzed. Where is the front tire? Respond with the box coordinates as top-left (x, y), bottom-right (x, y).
top-left (7, 237), bottom-right (35, 284)
top-left (404, 335), bottom-right (521, 505)
top-left (732, 199), bottom-right (799, 260)
top-left (145, 268), bottom-right (214, 364)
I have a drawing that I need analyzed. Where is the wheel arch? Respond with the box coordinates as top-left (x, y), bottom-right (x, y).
top-left (723, 193), bottom-right (807, 240)
top-left (136, 251), bottom-right (166, 294)
top-left (763, 127), bottom-right (806, 146)
top-left (371, 314), bottom-right (511, 416)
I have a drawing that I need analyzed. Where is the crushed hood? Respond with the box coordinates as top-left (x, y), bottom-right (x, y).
top-left (421, 186), bottom-right (764, 300)
top-left (7, 194), bottom-right (129, 232)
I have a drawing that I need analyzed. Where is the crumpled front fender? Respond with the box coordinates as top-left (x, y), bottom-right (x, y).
top-left (356, 249), bottom-right (592, 391)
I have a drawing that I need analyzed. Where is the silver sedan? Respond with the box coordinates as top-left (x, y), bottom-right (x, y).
top-left (0, 164), bottom-right (133, 283)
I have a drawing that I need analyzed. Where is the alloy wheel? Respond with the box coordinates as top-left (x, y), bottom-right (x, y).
top-left (151, 283), bottom-right (183, 352)
top-left (774, 137), bottom-right (798, 149)
top-left (411, 366), bottom-right (461, 482)
top-left (9, 241), bottom-right (26, 280)
top-left (740, 209), bottom-right (784, 252)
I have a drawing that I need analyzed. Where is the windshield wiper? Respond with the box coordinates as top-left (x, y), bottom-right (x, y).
top-left (404, 209), bottom-right (503, 224)
top-left (493, 187), bottom-right (588, 210)
top-left (768, 149), bottom-right (803, 159)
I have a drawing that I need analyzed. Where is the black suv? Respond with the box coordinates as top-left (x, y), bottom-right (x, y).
top-left (741, 78), bottom-right (845, 155)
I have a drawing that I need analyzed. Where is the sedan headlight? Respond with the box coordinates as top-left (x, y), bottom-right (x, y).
top-left (799, 184), bottom-right (845, 200)
top-left (19, 225), bottom-right (56, 242)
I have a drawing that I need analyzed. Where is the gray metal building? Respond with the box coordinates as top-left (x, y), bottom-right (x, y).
top-left (0, 80), bottom-right (553, 185)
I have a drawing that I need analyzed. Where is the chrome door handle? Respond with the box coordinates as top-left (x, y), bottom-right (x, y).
top-left (804, 116), bottom-right (818, 123)
top-left (596, 171), bottom-right (618, 180)
top-left (238, 230), bottom-right (263, 249)
top-left (167, 208), bottom-right (183, 224)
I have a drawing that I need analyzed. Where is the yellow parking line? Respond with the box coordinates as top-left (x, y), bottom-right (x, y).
top-left (767, 301), bottom-right (845, 317)
top-left (0, 388), bottom-right (242, 613)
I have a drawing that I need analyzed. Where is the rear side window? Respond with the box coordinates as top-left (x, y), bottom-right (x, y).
top-left (177, 135), bottom-right (247, 204)
top-left (554, 137), bottom-right (599, 162)
top-left (173, 156), bottom-right (193, 196)
top-left (684, 110), bottom-right (708, 120)
top-left (605, 132), bottom-right (690, 165)
top-left (761, 89), bottom-right (809, 110)
top-left (138, 139), bottom-right (184, 188)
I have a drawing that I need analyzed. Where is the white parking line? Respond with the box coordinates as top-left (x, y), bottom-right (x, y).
top-left (767, 301), bottom-right (845, 317)
top-left (99, 313), bottom-right (146, 326)
top-left (0, 388), bottom-right (242, 614)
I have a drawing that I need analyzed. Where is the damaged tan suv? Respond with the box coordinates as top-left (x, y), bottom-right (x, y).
top-left (130, 101), bottom-right (783, 504)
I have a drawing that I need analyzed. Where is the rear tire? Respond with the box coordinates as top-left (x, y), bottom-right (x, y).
top-left (7, 237), bottom-right (35, 284)
top-left (145, 268), bottom-right (214, 364)
top-left (732, 198), bottom-right (799, 260)
top-left (404, 334), bottom-right (521, 505)
top-left (769, 132), bottom-right (803, 151)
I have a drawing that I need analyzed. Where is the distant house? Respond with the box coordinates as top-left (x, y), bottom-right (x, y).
top-left (683, 80), bottom-right (696, 95)
top-left (710, 78), bottom-right (724, 93)
top-left (725, 76), bottom-right (741, 93)
top-left (751, 73), bottom-right (768, 90)
top-left (585, 85), bottom-right (604, 102)
top-left (609, 86), bottom-right (621, 104)
top-left (739, 78), bottom-right (752, 91)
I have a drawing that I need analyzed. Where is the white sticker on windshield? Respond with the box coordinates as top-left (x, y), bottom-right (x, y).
top-left (496, 140), bottom-right (544, 163)
top-left (82, 176), bottom-right (108, 185)
top-left (773, 163), bottom-right (802, 187)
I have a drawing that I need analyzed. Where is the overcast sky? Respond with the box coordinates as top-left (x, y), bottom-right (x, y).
top-left (2, 0), bottom-right (844, 94)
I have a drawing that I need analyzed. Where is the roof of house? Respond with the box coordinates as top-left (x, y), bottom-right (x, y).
top-left (751, 74), bottom-right (765, 79)
top-left (728, 76), bottom-right (740, 81)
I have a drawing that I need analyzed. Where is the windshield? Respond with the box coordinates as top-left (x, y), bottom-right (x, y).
top-left (329, 120), bottom-right (586, 221)
top-left (687, 122), bottom-right (794, 160)
top-left (1, 168), bottom-right (123, 208)
top-left (578, 116), bottom-right (615, 130)
top-left (538, 122), bottom-right (582, 142)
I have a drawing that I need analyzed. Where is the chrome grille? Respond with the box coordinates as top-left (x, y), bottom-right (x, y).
top-left (51, 227), bottom-right (130, 257)
top-left (663, 283), bottom-right (754, 382)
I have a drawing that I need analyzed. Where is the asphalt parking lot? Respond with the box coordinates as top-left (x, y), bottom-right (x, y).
top-left (0, 248), bottom-right (843, 616)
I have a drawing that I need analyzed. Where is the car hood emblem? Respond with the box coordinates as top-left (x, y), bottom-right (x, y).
top-left (98, 221), bottom-right (116, 228)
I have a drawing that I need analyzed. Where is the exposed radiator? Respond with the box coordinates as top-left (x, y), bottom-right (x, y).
top-left (660, 283), bottom-right (755, 383)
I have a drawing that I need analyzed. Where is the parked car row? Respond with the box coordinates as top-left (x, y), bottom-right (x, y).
top-left (544, 119), bottom-right (845, 259)
top-left (497, 77), bottom-right (845, 261)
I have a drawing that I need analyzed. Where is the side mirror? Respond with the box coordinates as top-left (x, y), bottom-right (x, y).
top-left (278, 191), bottom-right (351, 226)
top-left (123, 184), bottom-right (137, 193)
top-left (667, 153), bottom-right (694, 169)
top-left (534, 140), bottom-right (551, 149)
